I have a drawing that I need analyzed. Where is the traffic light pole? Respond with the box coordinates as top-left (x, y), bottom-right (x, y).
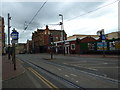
top-left (50, 34), bottom-right (53, 59)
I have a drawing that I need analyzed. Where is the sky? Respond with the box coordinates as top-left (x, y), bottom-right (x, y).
top-left (0, 0), bottom-right (119, 43)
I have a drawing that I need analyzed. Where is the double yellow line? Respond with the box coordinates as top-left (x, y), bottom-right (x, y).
top-left (28, 67), bottom-right (60, 90)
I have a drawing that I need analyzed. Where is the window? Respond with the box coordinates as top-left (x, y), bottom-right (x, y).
top-left (71, 44), bottom-right (75, 50)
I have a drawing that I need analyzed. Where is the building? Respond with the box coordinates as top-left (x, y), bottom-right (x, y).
top-left (15, 43), bottom-right (26, 54)
top-left (27, 25), bottom-right (67, 53)
top-left (26, 40), bottom-right (32, 53)
top-left (106, 31), bottom-right (120, 40)
top-left (54, 36), bottom-right (97, 54)
top-left (0, 16), bottom-right (5, 55)
top-left (67, 34), bottom-right (99, 40)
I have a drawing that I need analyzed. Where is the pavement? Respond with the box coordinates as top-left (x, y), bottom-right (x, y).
top-left (2, 55), bottom-right (36, 88)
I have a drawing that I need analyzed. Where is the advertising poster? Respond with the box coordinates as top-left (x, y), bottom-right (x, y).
top-left (115, 41), bottom-right (120, 50)
top-left (88, 43), bottom-right (95, 50)
top-left (97, 42), bottom-right (107, 51)
top-left (109, 41), bottom-right (120, 50)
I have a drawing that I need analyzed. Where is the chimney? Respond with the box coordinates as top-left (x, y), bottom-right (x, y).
top-left (46, 25), bottom-right (49, 30)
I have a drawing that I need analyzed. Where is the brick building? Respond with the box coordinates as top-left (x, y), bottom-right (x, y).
top-left (26, 40), bottom-right (32, 53)
top-left (27, 25), bottom-right (67, 53)
top-left (0, 16), bottom-right (5, 54)
top-left (54, 36), bottom-right (98, 54)
top-left (15, 43), bottom-right (26, 54)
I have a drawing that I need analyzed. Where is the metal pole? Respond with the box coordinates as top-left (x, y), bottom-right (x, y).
top-left (50, 35), bottom-right (53, 59)
top-left (51, 46), bottom-right (53, 59)
top-left (59, 14), bottom-right (65, 55)
top-left (13, 43), bottom-right (16, 70)
top-left (8, 13), bottom-right (11, 59)
top-left (103, 41), bottom-right (105, 57)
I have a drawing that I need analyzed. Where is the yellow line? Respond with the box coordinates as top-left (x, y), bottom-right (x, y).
top-left (28, 67), bottom-right (60, 90)
top-left (30, 67), bottom-right (59, 89)
top-left (28, 67), bottom-right (54, 89)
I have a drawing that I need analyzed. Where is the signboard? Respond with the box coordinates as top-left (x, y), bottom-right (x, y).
top-left (101, 35), bottom-right (106, 40)
top-left (11, 40), bottom-right (18, 43)
top-left (88, 43), bottom-right (95, 50)
top-left (109, 41), bottom-right (120, 50)
top-left (97, 42), bottom-right (107, 51)
top-left (11, 31), bottom-right (19, 40)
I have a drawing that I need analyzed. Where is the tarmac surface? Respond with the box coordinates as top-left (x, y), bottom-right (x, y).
top-left (2, 55), bottom-right (36, 88)
top-left (2, 54), bottom-right (120, 89)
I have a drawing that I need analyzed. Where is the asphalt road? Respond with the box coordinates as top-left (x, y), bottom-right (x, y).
top-left (16, 53), bottom-right (119, 89)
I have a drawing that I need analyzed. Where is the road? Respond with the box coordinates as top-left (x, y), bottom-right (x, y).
top-left (16, 53), bottom-right (119, 89)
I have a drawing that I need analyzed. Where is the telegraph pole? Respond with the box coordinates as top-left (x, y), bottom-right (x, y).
top-left (8, 13), bottom-right (11, 59)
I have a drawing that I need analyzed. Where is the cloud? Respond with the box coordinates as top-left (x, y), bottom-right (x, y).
top-left (2, 1), bottom-right (118, 43)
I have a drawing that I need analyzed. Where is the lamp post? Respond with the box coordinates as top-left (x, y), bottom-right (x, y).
top-left (59, 14), bottom-right (65, 55)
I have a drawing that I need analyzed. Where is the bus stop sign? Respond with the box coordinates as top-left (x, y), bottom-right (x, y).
top-left (11, 31), bottom-right (19, 40)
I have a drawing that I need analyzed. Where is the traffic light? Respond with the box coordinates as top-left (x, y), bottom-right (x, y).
top-left (49, 34), bottom-right (53, 44)
top-left (50, 36), bottom-right (53, 42)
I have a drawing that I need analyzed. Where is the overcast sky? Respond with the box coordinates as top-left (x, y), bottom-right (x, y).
top-left (1, 0), bottom-right (119, 43)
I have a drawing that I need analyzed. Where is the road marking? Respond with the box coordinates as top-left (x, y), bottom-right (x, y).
top-left (65, 75), bottom-right (69, 77)
top-left (76, 81), bottom-right (79, 83)
top-left (70, 74), bottom-right (77, 77)
top-left (87, 68), bottom-right (98, 71)
top-left (28, 67), bottom-right (59, 90)
top-left (78, 66), bottom-right (98, 71)
top-left (56, 68), bottom-right (61, 71)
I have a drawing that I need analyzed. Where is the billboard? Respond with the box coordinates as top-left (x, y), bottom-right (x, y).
top-left (97, 42), bottom-right (107, 51)
top-left (109, 41), bottom-right (120, 50)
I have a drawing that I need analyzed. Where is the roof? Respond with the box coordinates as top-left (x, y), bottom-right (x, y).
top-left (54, 36), bottom-right (97, 44)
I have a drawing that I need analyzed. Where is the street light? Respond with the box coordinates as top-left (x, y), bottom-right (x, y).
top-left (59, 14), bottom-right (64, 30)
top-left (59, 14), bottom-right (65, 55)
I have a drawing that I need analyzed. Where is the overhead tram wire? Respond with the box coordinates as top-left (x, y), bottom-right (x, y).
top-left (64, 0), bottom-right (118, 23)
top-left (19, 0), bottom-right (47, 39)
top-left (24, 0), bottom-right (48, 30)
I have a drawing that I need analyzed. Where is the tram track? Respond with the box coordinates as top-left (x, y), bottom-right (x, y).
top-left (18, 57), bottom-right (85, 89)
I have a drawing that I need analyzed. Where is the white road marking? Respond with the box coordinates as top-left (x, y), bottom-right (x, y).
top-left (88, 68), bottom-right (98, 71)
top-left (65, 75), bottom-right (69, 77)
top-left (76, 81), bottom-right (79, 83)
top-left (57, 68), bottom-right (61, 71)
top-left (70, 74), bottom-right (77, 77)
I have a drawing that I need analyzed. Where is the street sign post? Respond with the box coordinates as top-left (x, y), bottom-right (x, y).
top-left (11, 28), bottom-right (19, 70)
top-left (97, 29), bottom-right (106, 57)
